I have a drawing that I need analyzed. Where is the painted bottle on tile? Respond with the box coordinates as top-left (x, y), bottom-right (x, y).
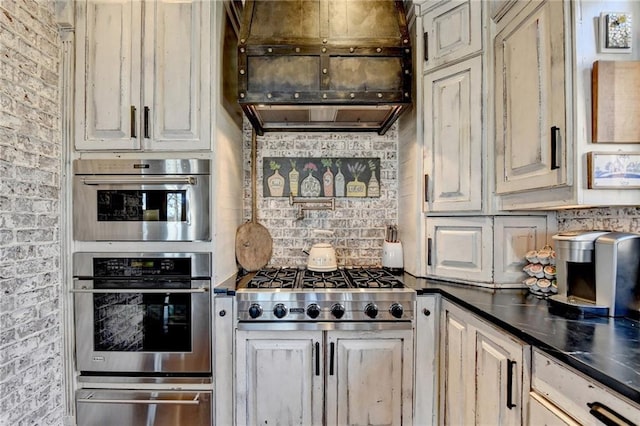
top-left (346, 161), bottom-right (366, 197)
top-left (322, 158), bottom-right (334, 197)
top-left (288, 159), bottom-right (299, 196)
top-left (301, 162), bottom-right (321, 197)
top-left (367, 159), bottom-right (379, 197)
top-left (268, 161), bottom-right (284, 197)
top-left (334, 159), bottom-right (345, 197)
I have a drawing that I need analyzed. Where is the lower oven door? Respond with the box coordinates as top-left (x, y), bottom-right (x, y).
top-left (73, 279), bottom-right (211, 374)
top-left (76, 389), bottom-right (211, 426)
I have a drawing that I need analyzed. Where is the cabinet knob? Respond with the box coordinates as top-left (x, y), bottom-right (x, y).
top-left (422, 308), bottom-right (431, 317)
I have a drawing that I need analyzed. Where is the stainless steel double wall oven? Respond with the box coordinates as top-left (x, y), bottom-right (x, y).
top-left (72, 160), bottom-right (214, 425)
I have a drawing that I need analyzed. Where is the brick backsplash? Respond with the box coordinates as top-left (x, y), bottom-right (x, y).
top-left (0, 1), bottom-right (63, 424)
top-left (243, 124), bottom-right (399, 267)
top-left (557, 207), bottom-right (640, 233)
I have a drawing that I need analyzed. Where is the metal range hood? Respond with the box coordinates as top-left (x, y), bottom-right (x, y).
top-left (238, 0), bottom-right (412, 135)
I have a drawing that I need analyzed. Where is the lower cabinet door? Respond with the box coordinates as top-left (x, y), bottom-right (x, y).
top-left (235, 330), bottom-right (324, 426)
top-left (325, 330), bottom-right (414, 426)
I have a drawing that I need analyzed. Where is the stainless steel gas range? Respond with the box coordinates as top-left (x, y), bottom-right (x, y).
top-left (235, 267), bottom-right (415, 329)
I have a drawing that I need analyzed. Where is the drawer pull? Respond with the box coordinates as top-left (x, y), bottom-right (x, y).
top-left (587, 401), bottom-right (636, 426)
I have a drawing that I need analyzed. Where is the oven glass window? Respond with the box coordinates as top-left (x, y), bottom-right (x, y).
top-left (96, 190), bottom-right (186, 222)
top-left (93, 291), bottom-right (192, 352)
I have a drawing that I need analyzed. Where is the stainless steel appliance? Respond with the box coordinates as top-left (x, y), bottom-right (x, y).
top-left (76, 389), bottom-right (212, 426)
top-left (73, 252), bottom-right (211, 374)
top-left (236, 267), bottom-right (414, 328)
top-left (73, 159), bottom-right (210, 241)
top-left (550, 231), bottom-right (640, 318)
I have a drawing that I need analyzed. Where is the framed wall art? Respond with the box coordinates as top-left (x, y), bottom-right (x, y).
top-left (587, 152), bottom-right (640, 188)
top-left (263, 157), bottom-right (381, 198)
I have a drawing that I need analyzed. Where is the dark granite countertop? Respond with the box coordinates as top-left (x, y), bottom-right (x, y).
top-left (405, 274), bottom-right (640, 405)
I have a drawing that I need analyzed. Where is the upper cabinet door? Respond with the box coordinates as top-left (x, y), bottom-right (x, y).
top-left (424, 55), bottom-right (482, 212)
top-left (423, 0), bottom-right (482, 71)
top-left (75, 0), bottom-right (142, 150)
top-left (75, 0), bottom-right (211, 152)
top-left (494, 0), bottom-right (567, 194)
top-left (142, 0), bottom-right (211, 151)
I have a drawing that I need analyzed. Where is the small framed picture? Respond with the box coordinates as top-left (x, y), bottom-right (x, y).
top-left (587, 152), bottom-right (640, 188)
top-left (599, 12), bottom-right (633, 53)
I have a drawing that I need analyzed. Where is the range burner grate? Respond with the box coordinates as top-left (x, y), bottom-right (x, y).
top-left (245, 267), bottom-right (403, 289)
top-left (246, 267), bottom-right (298, 289)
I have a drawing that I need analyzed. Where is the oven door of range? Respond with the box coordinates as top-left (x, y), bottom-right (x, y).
top-left (76, 389), bottom-right (212, 426)
top-left (73, 174), bottom-right (210, 241)
top-left (72, 278), bottom-right (211, 374)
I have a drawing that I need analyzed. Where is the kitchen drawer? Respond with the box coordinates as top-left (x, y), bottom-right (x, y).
top-left (531, 349), bottom-right (640, 425)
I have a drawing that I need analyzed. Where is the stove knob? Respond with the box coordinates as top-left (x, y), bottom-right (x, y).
top-left (307, 303), bottom-right (321, 319)
top-left (273, 303), bottom-right (288, 319)
top-left (364, 303), bottom-right (378, 319)
top-left (389, 303), bottom-right (404, 319)
top-left (248, 303), bottom-right (263, 319)
top-left (331, 303), bottom-right (346, 319)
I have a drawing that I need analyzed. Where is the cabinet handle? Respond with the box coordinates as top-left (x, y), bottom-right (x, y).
top-left (506, 359), bottom-right (516, 409)
top-left (329, 342), bottom-right (335, 376)
top-left (130, 106), bottom-right (137, 138)
top-left (550, 126), bottom-right (560, 170)
top-left (587, 402), bottom-right (636, 426)
top-left (144, 106), bottom-right (150, 139)
top-left (427, 238), bottom-right (432, 266)
top-left (423, 32), bottom-right (429, 61)
top-left (315, 342), bottom-right (320, 376)
top-left (424, 174), bottom-right (429, 203)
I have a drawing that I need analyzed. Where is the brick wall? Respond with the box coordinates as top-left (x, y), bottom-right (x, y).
top-left (557, 207), bottom-right (640, 233)
top-left (0, 1), bottom-right (63, 425)
top-left (244, 124), bottom-right (399, 267)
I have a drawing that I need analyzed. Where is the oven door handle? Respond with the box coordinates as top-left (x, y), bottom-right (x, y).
top-left (70, 288), bottom-right (209, 294)
top-left (77, 395), bottom-right (201, 406)
top-left (81, 176), bottom-right (197, 186)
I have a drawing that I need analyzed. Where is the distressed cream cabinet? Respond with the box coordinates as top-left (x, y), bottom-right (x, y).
top-left (420, 0), bottom-right (484, 213)
top-left (235, 329), bottom-right (414, 426)
top-left (425, 216), bottom-right (550, 285)
top-left (440, 300), bottom-right (530, 425)
top-left (529, 349), bottom-right (640, 426)
top-left (493, 0), bottom-right (567, 195)
top-left (74, 0), bottom-right (211, 151)
top-left (413, 296), bottom-right (439, 426)
top-left (493, 0), bottom-right (640, 209)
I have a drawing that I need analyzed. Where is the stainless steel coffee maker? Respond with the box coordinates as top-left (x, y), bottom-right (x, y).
top-left (550, 231), bottom-right (640, 318)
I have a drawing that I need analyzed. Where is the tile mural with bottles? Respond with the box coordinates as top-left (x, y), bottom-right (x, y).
top-left (264, 157), bottom-right (381, 198)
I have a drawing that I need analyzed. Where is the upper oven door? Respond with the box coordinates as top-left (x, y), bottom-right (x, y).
top-left (73, 276), bottom-right (212, 374)
top-left (73, 160), bottom-right (210, 241)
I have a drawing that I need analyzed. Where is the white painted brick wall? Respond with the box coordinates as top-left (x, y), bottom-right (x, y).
top-left (0, 0), bottom-right (63, 424)
top-left (557, 207), bottom-right (640, 233)
top-left (243, 123), bottom-right (399, 267)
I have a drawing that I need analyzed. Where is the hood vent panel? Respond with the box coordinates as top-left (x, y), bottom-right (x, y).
top-left (238, 0), bottom-right (412, 135)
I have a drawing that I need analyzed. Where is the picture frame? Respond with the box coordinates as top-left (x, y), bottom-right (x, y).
top-left (598, 12), bottom-right (633, 53)
top-left (587, 152), bottom-right (640, 188)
